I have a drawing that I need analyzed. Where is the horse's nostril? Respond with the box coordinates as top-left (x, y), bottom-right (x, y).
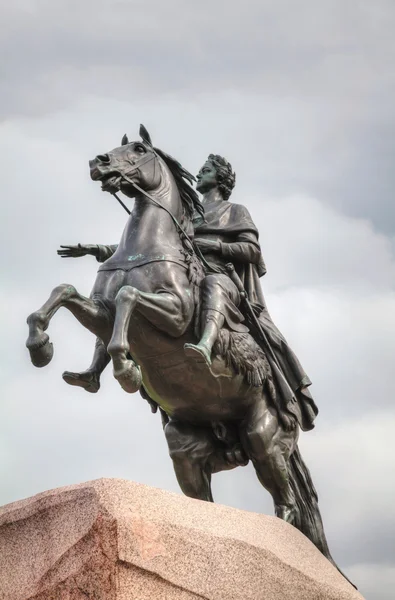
top-left (97, 153), bottom-right (110, 164)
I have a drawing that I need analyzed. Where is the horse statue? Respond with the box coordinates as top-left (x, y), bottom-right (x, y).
top-left (26, 125), bottom-right (350, 582)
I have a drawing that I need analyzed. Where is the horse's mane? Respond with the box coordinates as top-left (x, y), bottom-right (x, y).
top-left (154, 147), bottom-right (205, 221)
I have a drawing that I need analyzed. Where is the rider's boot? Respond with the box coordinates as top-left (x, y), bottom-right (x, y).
top-left (184, 310), bottom-right (224, 367)
top-left (63, 338), bottom-right (110, 393)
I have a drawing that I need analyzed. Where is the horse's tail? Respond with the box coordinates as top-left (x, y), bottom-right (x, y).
top-left (289, 445), bottom-right (356, 588)
top-left (288, 445), bottom-right (331, 558)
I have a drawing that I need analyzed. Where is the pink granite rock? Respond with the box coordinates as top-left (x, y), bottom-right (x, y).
top-left (0, 478), bottom-right (364, 600)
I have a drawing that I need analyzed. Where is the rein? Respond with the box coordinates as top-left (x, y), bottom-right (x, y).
top-left (110, 154), bottom-right (216, 273)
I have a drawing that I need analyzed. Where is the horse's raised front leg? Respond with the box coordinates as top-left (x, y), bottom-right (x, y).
top-left (26, 284), bottom-right (111, 367)
top-left (107, 285), bottom-right (189, 393)
top-left (240, 392), bottom-right (298, 524)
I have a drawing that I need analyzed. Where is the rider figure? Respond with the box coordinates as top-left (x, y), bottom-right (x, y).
top-left (58, 154), bottom-right (317, 434)
top-left (184, 154), bottom-right (266, 365)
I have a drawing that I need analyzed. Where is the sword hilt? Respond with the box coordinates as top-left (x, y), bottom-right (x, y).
top-left (225, 263), bottom-right (246, 297)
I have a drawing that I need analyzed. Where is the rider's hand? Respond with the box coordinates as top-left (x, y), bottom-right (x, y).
top-left (194, 238), bottom-right (221, 254)
top-left (57, 244), bottom-right (99, 259)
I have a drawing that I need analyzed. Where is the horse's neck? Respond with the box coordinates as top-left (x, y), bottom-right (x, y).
top-left (119, 176), bottom-right (185, 257)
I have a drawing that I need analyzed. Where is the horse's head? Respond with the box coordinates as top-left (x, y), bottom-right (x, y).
top-left (90, 124), bottom-right (204, 225)
top-left (90, 125), bottom-right (161, 197)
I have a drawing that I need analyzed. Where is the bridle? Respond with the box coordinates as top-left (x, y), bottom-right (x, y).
top-left (111, 150), bottom-right (157, 215)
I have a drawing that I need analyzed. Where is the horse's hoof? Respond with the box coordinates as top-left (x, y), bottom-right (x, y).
top-left (225, 445), bottom-right (249, 468)
top-left (62, 370), bottom-right (101, 393)
top-left (113, 361), bottom-right (142, 394)
top-left (26, 333), bottom-right (54, 368)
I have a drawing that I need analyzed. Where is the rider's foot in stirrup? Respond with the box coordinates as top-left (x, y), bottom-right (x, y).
top-left (184, 343), bottom-right (212, 367)
top-left (62, 369), bottom-right (101, 393)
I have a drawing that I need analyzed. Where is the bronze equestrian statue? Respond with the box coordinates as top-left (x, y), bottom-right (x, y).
top-left (26, 125), bottom-right (352, 584)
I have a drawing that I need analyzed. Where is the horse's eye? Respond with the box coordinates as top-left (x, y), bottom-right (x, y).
top-left (135, 144), bottom-right (146, 153)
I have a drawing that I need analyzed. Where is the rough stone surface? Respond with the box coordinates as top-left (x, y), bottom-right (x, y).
top-left (0, 478), bottom-right (364, 600)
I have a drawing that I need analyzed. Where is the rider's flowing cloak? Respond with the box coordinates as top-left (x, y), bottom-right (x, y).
top-left (194, 200), bottom-right (318, 432)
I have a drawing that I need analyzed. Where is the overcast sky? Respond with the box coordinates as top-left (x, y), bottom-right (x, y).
top-left (1, 1), bottom-right (394, 598)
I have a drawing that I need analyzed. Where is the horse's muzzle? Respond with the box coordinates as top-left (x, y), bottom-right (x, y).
top-left (89, 158), bottom-right (110, 181)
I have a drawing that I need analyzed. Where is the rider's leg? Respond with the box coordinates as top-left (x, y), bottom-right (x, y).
top-left (240, 392), bottom-right (298, 523)
top-left (184, 274), bottom-right (245, 366)
top-left (26, 283), bottom-right (111, 368)
top-left (62, 337), bottom-right (110, 393)
top-left (184, 309), bottom-right (224, 366)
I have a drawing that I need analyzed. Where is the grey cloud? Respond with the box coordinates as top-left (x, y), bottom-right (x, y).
top-left (299, 411), bottom-right (395, 569)
top-left (255, 195), bottom-right (395, 291)
top-left (335, 523), bottom-right (395, 568)
top-left (3, 1), bottom-right (394, 97)
top-left (347, 564), bottom-right (395, 600)
top-left (3, 89), bottom-right (395, 239)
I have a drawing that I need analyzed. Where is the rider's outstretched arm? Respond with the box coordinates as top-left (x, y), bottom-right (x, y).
top-left (96, 244), bottom-right (118, 263)
top-left (57, 244), bottom-right (118, 263)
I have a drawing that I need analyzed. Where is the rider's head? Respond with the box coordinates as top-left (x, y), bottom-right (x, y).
top-left (196, 154), bottom-right (236, 201)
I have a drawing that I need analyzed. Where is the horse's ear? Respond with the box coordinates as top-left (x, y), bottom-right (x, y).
top-left (121, 134), bottom-right (129, 146)
top-left (139, 124), bottom-right (153, 147)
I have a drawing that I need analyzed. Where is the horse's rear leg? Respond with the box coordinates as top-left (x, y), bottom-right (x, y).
top-left (240, 395), bottom-right (298, 523)
top-left (165, 420), bottom-right (233, 502)
top-left (26, 284), bottom-right (110, 367)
